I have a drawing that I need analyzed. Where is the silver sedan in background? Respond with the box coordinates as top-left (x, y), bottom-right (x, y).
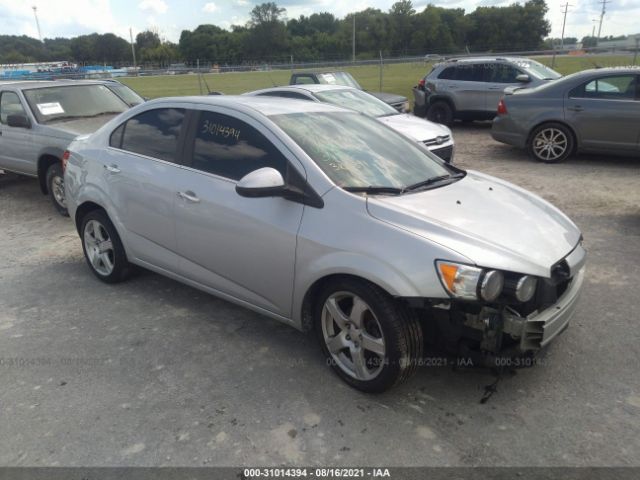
top-left (492, 67), bottom-right (640, 163)
top-left (246, 84), bottom-right (455, 163)
top-left (64, 96), bottom-right (585, 392)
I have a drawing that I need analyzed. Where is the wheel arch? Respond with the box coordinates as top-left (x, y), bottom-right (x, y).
top-left (427, 95), bottom-right (456, 113)
top-left (74, 201), bottom-right (107, 234)
top-left (37, 148), bottom-right (64, 194)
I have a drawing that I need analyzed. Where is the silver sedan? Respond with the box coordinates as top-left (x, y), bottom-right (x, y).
top-left (64, 96), bottom-right (586, 392)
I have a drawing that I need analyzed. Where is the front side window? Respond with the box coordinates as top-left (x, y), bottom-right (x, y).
top-left (271, 111), bottom-right (451, 189)
top-left (190, 111), bottom-right (288, 180)
top-left (118, 108), bottom-right (185, 163)
top-left (0, 91), bottom-right (27, 124)
top-left (570, 75), bottom-right (637, 100)
top-left (314, 89), bottom-right (398, 117)
top-left (487, 64), bottom-right (521, 83)
top-left (22, 85), bottom-right (128, 124)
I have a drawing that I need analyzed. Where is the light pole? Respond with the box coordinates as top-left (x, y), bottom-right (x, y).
top-left (352, 14), bottom-right (356, 63)
top-left (32, 6), bottom-right (42, 42)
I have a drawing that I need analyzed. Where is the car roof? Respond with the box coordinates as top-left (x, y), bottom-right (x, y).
top-left (145, 95), bottom-right (351, 117)
top-left (440, 56), bottom-right (534, 65)
top-left (250, 84), bottom-right (354, 95)
top-left (0, 79), bottom-right (122, 89)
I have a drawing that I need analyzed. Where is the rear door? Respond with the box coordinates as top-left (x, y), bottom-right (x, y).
top-left (565, 74), bottom-right (639, 152)
top-left (437, 64), bottom-right (486, 113)
top-left (0, 90), bottom-right (36, 175)
top-left (173, 108), bottom-right (305, 317)
top-left (105, 107), bottom-right (188, 271)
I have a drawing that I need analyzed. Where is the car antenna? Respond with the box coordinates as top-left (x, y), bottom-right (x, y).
top-left (201, 72), bottom-right (212, 94)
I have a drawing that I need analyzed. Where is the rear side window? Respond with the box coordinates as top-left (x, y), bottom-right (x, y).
top-left (0, 91), bottom-right (27, 124)
top-left (118, 108), bottom-right (185, 162)
top-left (455, 64), bottom-right (485, 82)
top-left (438, 67), bottom-right (457, 80)
top-left (190, 110), bottom-right (288, 181)
top-left (570, 75), bottom-right (637, 100)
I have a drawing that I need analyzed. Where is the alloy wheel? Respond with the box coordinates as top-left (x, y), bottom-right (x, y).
top-left (83, 219), bottom-right (115, 276)
top-left (51, 175), bottom-right (66, 208)
top-left (532, 128), bottom-right (568, 162)
top-left (321, 292), bottom-right (386, 381)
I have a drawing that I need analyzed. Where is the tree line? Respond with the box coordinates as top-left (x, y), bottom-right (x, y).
top-left (0, 0), bottom-right (553, 66)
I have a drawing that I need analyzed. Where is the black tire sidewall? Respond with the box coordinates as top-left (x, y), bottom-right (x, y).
top-left (46, 163), bottom-right (69, 216)
top-left (427, 101), bottom-right (454, 126)
top-left (80, 210), bottom-right (130, 284)
top-left (314, 278), bottom-right (417, 393)
top-left (528, 123), bottom-right (574, 163)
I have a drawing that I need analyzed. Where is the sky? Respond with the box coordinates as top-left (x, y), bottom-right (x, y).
top-left (0, 0), bottom-right (637, 46)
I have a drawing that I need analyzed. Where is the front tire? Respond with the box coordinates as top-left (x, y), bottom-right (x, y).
top-left (46, 163), bottom-right (68, 216)
top-left (426, 100), bottom-right (454, 126)
top-left (315, 278), bottom-right (423, 393)
top-left (528, 123), bottom-right (574, 163)
top-left (80, 210), bottom-right (131, 284)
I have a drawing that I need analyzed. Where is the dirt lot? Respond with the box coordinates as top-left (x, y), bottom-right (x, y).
top-left (0, 123), bottom-right (639, 467)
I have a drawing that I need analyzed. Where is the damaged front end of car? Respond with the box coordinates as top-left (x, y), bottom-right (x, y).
top-left (409, 242), bottom-right (586, 367)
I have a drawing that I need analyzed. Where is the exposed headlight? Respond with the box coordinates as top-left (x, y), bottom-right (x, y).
top-left (480, 270), bottom-right (504, 302)
top-left (436, 261), bottom-right (503, 301)
top-left (402, 101), bottom-right (410, 112)
top-left (515, 275), bottom-right (537, 302)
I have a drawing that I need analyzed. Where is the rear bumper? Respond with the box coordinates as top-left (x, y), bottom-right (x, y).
top-left (491, 116), bottom-right (527, 148)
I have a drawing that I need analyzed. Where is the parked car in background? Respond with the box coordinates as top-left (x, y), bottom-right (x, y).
top-left (65, 96), bottom-right (585, 392)
top-left (246, 84), bottom-right (455, 162)
top-left (290, 71), bottom-right (409, 112)
top-left (414, 57), bottom-right (562, 125)
top-left (0, 80), bottom-right (138, 215)
top-left (492, 67), bottom-right (640, 163)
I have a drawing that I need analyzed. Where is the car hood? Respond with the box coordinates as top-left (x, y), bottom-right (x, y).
top-left (366, 170), bottom-right (581, 277)
top-left (367, 91), bottom-right (408, 104)
top-left (377, 113), bottom-right (451, 142)
top-left (44, 115), bottom-right (120, 136)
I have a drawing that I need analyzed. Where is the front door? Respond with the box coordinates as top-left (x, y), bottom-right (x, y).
top-left (0, 90), bottom-right (36, 175)
top-left (565, 74), bottom-right (639, 152)
top-left (174, 108), bottom-right (304, 317)
top-left (484, 63), bottom-right (525, 115)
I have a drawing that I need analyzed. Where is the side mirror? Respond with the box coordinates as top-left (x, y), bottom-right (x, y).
top-left (236, 167), bottom-right (285, 198)
top-left (516, 74), bottom-right (531, 83)
top-left (7, 114), bottom-right (31, 128)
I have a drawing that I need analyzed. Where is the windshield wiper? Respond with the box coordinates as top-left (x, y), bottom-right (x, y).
top-left (401, 173), bottom-right (464, 193)
top-left (343, 185), bottom-right (403, 195)
top-left (47, 111), bottom-right (122, 123)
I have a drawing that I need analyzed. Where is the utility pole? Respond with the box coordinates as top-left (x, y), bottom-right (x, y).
top-left (352, 14), bottom-right (356, 63)
top-left (560, 2), bottom-right (572, 50)
top-left (129, 28), bottom-right (137, 75)
top-left (597, 0), bottom-right (610, 44)
top-left (32, 6), bottom-right (42, 42)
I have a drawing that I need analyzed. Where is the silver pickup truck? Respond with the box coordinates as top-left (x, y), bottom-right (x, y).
top-left (0, 79), bottom-right (142, 215)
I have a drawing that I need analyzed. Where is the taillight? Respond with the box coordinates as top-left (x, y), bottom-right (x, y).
top-left (497, 99), bottom-right (508, 115)
top-left (61, 150), bottom-right (70, 172)
top-left (418, 78), bottom-right (426, 87)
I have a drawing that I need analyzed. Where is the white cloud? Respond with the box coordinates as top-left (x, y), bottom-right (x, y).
top-left (235, 0), bottom-right (250, 6)
top-left (203, 2), bottom-right (218, 13)
top-left (139, 0), bottom-right (168, 15)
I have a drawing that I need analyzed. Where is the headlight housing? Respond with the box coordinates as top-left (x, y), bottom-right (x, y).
top-left (515, 275), bottom-right (537, 302)
top-left (436, 261), bottom-right (504, 302)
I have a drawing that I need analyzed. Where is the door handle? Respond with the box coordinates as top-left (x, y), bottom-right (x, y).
top-left (567, 105), bottom-right (584, 112)
top-left (177, 191), bottom-right (200, 203)
top-left (104, 164), bottom-right (121, 173)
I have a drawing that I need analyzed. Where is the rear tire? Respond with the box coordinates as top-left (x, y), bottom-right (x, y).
top-left (46, 163), bottom-right (68, 216)
top-left (80, 209), bottom-right (132, 284)
top-left (427, 101), bottom-right (454, 126)
top-left (528, 123), bottom-right (574, 163)
top-left (314, 278), bottom-right (423, 393)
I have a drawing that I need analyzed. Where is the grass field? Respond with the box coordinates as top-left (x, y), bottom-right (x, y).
top-left (119, 54), bottom-right (636, 103)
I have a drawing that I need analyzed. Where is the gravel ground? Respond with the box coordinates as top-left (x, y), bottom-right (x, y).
top-left (0, 123), bottom-right (639, 467)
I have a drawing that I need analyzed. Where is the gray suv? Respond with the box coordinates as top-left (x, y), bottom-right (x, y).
top-left (0, 80), bottom-right (142, 215)
top-left (414, 57), bottom-right (561, 125)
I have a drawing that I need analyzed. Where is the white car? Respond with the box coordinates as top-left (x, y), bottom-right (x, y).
top-left (246, 84), bottom-right (455, 163)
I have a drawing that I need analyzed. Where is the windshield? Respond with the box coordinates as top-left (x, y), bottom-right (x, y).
top-left (314, 89), bottom-right (398, 118)
top-left (271, 111), bottom-right (452, 190)
top-left (107, 83), bottom-right (144, 107)
top-left (23, 84), bottom-right (129, 124)
top-left (518, 60), bottom-right (562, 80)
top-left (317, 72), bottom-right (362, 89)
